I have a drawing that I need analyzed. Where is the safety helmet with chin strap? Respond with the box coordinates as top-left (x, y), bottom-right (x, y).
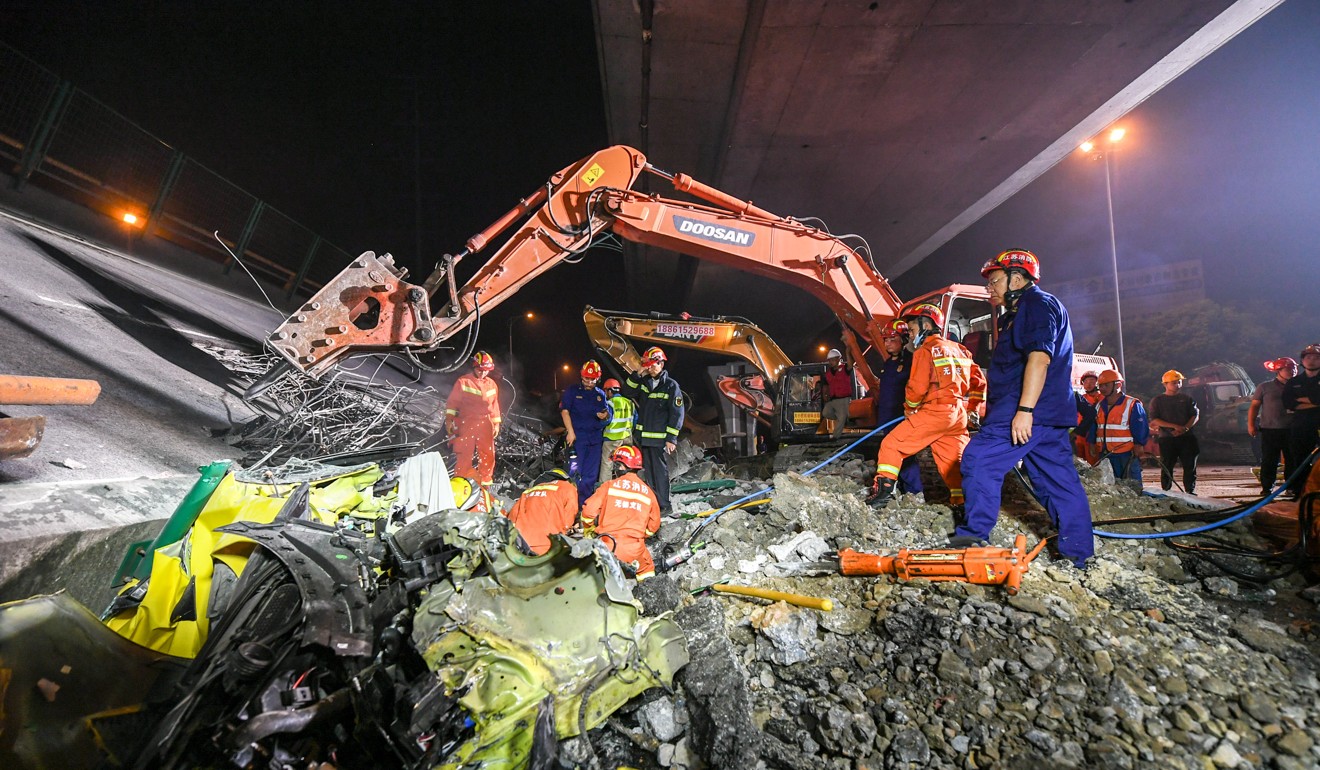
top-left (982, 249), bottom-right (1041, 305)
top-left (902, 304), bottom-right (944, 348)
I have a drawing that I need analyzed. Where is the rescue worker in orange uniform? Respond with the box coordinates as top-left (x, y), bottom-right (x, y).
top-left (505, 468), bottom-right (579, 555)
top-left (867, 304), bottom-right (986, 515)
top-left (1088, 369), bottom-right (1149, 486)
top-left (443, 351), bottom-right (501, 490)
top-left (581, 445), bottom-right (662, 579)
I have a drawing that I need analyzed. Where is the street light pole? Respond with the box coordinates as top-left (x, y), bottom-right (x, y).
top-left (1102, 149), bottom-right (1126, 375)
top-left (1081, 128), bottom-right (1127, 375)
top-left (507, 311), bottom-right (534, 363)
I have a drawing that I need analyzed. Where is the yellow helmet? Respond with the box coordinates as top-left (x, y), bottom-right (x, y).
top-left (450, 476), bottom-right (480, 510)
top-left (1161, 369), bottom-right (1185, 384)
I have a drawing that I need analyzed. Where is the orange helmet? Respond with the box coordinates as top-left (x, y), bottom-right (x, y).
top-left (981, 249), bottom-right (1041, 282)
top-left (1097, 369), bottom-right (1123, 386)
top-left (880, 319), bottom-right (910, 340)
top-left (641, 346), bottom-right (667, 365)
top-left (472, 351), bottom-right (494, 372)
top-left (611, 444), bottom-right (643, 470)
top-left (603, 378), bottom-right (621, 390)
top-left (581, 360), bottom-right (602, 380)
top-left (1162, 369), bottom-right (1185, 384)
top-left (904, 303), bottom-right (944, 331)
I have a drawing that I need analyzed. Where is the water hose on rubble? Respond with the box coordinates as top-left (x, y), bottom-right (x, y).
top-left (1088, 445), bottom-right (1320, 540)
top-left (681, 416), bottom-right (906, 549)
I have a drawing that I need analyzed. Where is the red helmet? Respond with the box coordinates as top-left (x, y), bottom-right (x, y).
top-left (603, 378), bottom-right (621, 390)
top-left (1265, 357), bottom-right (1298, 373)
top-left (581, 360), bottom-right (602, 380)
top-left (880, 319), bottom-right (910, 340)
top-left (981, 249), bottom-right (1041, 282)
top-left (641, 346), bottom-right (667, 365)
top-left (1302, 344), bottom-right (1320, 359)
top-left (472, 351), bottom-right (494, 372)
top-left (903, 303), bottom-right (944, 331)
top-left (1080, 371), bottom-right (1100, 383)
top-left (611, 444), bottom-right (643, 470)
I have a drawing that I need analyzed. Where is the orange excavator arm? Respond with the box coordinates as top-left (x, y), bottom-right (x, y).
top-left (263, 145), bottom-right (910, 386)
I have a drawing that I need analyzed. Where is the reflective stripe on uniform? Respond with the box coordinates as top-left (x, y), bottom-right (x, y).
top-left (648, 391), bottom-right (670, 399)
top-left (931, 356), bottom-right (973, 368)
top-left (876, 463), bottom-right (900, 476)
top-left (641, 430), bottom-right (667, 439)
top-left (905, 399), bottom-right (921, 409)
top-left (607, 488), bottom-right (653, 505)
top-left (461, 384), bottom-right (484, 395)
top-left (666, 426), bottom-right (680, 436)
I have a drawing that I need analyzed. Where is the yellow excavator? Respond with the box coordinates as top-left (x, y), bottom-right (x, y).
top-left (583, 305), bottom-right (793, 423)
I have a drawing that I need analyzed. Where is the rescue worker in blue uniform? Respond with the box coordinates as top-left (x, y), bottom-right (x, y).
top-left (872, 320), bottom-right (924, 497)
top-left (623, 346), bottom-right (685, 514)
top-left (954, 249), bottom-right (1095, 568)
top-left (560, 360), bottom-right (612, 504)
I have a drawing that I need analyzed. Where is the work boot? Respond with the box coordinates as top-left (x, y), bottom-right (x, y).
top-left (866, 477), bottom-right (896, 509)
top-left (949, 504), bottom-right (967, 530)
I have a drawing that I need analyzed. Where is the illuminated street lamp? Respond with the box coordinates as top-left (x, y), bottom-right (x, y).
top-left (507, 310), bottom-right (536, 361)
top-left (553, 363), bottom-right (571, 391)
top-left (1079, 126), bottom-right (1127, 375)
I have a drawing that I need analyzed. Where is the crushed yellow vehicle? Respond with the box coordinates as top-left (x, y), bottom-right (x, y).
top-left (1, 454), bottom-right (688, 770)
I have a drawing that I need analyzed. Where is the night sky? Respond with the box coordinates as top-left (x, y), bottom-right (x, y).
top-left (3, 1), bottom-right (1317, 404)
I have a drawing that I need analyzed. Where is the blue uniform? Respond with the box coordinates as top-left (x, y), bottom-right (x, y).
top-left (560, 384), bottom-right (612, 504)
top-left (873, 351), bottom-right (923, 495)
top-left (957, 285), bottom-right (1094, 565)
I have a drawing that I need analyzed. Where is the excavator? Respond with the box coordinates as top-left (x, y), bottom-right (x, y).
top-left (255, 145), bottom-right (998, 445)
top-left (582, 305), bottom-right (791, 421)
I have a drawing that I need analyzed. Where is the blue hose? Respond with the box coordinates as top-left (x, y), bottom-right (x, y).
top-left (686, 416), bottom-right (906, 542)
top-left (1091, 445), bottom-right (1319, 540)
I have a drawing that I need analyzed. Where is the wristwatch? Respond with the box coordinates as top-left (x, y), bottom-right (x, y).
top-left (1016, 406), bottom-right (1034, 413)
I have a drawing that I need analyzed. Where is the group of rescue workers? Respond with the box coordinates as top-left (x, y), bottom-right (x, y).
top-left (442, 344), bottom-right (684, 579)
top-left (442, 247), bottom-right (1320, 577)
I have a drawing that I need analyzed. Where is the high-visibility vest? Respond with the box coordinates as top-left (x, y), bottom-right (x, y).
top-left (1096, 395), bottom-right (1139, 453)
top-left (604, 395), bottom-right (634, 441)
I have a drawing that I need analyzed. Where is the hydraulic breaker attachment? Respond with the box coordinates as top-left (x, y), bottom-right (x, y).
top-left (837, 534), bottom-right (1047, 595)
top-left (265, 251), bottom-right (436, 377)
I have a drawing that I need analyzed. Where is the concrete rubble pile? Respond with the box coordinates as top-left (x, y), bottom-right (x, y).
top-left (573, 447), bottom-right (1320, 770)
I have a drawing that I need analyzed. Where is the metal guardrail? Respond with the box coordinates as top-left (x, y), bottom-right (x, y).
top-left (0, 41), bottom-right (351, 299)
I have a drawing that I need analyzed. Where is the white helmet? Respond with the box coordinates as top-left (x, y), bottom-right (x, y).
top-left (826, 348), bottom-right (842, 360)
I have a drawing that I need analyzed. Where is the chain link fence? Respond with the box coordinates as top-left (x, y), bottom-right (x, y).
top-left (0, 41), bottom-right (350, 298)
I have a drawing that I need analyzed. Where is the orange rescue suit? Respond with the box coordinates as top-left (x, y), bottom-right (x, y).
top-left (875, 336), bottom-right (986, 505)
top-left (445, 373), bottom-right (502, 485)
top-left (1076, 390), bottom-right (1104, 464)
top-left (505, 478), bottom-right (578, 555)
top-left (581, 471), bottom-right (662, 579)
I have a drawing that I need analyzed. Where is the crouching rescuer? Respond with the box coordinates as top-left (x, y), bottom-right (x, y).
top-left (582, 445), bottom-right (662, 579)
top-left (867, 303), bottom-right (985, 515)
top-left (504, 468), bottom-right (579, 555)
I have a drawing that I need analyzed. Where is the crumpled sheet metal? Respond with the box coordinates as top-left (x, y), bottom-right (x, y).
top-left (0, 593), bottom-right (186, 770)
top-left (105, 463), bottom-right (391, 658)
top-left (412, 524), bottom-right (688, 769)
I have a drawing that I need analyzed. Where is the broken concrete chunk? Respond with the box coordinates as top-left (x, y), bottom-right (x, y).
top-left (638, 696), bottom-right (684, 743)
top-left (750, 602), bottom-right (818, 665)
top-left (674, 598), bottom-right (760, 768)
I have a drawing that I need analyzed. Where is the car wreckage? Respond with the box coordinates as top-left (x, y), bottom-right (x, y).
top-left (0, 453), bottom-right (688, 769)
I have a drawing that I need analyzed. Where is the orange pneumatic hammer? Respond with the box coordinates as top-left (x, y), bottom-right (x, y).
top-left (837, 534), bottom-right (1049, 595)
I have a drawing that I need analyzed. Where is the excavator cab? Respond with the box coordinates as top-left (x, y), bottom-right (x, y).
top-left (900, 285), bottom-right (998, 369)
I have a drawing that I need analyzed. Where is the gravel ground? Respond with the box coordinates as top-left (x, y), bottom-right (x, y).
top-left (567, 446), bottom-right (1320, 770)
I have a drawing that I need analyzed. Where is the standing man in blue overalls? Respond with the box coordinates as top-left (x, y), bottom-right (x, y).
top-left (954, 249), bottom-right (1095, 569)
top-left (560, 360), bottom-right (612, 504)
